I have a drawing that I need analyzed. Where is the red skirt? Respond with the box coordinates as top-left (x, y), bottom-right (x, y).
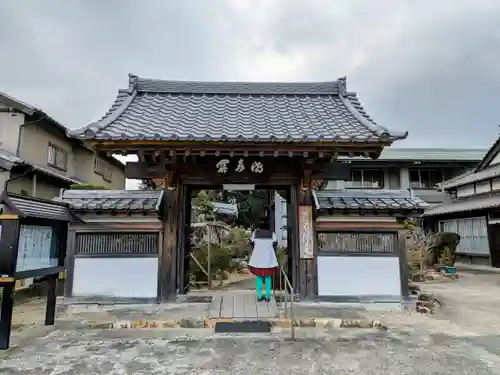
top-left (249, 266), bottom-right (279, 277)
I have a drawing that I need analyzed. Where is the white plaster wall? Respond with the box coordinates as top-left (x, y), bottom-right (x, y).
top-left (492, 177), bottom-right (500, 191)
top-left (0, 111), bottom-right (24, 154)
top-left (317, 256), bottom-right (401, 297)
top-left (325, 180), bottom-right (345, 189)
top-left (489, 151), bottom-right (500, 166)
top-left (457, 184), bottom-right (475, 198)
top-left (72, 257), bottom-right (158, 298)
top-left (274, 191), bottom-right (288, 247)
top-left (399, 168), bottom-right (410, 189)
top-left (475, 181), bottom-right (491, 194)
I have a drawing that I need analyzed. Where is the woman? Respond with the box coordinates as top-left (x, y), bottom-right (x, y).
top-left (248, 219), bottom-right (278, 302)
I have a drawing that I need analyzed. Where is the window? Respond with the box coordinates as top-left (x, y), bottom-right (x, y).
top-left (75, 232), bottom-right (159, 255)
top-left (409, 169), bottom-right (443, 189)
top-left (345, 169), bottom-right (383, 189)
top-left (317, 232), bottom-right (396, 253)
top-left (439, 217), bottom-right (489, 255)
top-left (47, 143), bottom-right (67, 171)
top-left (93, 156), bottom-right (113, 182)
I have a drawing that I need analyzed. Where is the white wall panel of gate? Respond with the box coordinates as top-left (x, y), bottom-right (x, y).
top-left (316, 231), bottom-right (403, 301)
top-left (71, 232), bottom-right (160, 299)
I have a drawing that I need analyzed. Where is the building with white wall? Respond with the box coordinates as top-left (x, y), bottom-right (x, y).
top-left (274, 148), bottom-right (486, 247)
top-left (423, 138), bottom-right (500, 267)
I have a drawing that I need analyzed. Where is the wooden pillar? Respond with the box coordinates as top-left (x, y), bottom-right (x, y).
top-left (0, 216), bottom-right (20, 350)
top-left (297, 188), bottom-right (317, 300)
top-left (161, 185), bottom-right (181, 302)
top-left (289, 183), bottom-right (300, 297)
top-left (44, 274), bottom-right (58, 326)
top-left (176, 183), bottom-right (188, 294)
top-left (398, 230), bottom-right (410, 299)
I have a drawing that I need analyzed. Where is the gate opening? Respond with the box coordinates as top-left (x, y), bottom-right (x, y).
top-left (180, 186), bottom-right (293, 296)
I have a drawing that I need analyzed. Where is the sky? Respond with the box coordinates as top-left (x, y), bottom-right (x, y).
top-left (1, 0), bottom-right (500, 155)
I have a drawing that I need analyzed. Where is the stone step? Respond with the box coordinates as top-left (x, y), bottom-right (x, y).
top-left (75, 317), bottom-right (387, 330)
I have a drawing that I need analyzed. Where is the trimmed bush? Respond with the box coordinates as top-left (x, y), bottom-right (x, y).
top-left (69, 184), bottom-right (110, 190)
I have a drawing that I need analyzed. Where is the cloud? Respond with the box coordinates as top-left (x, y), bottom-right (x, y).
top-left (1, 0), bottom-right (499, 149)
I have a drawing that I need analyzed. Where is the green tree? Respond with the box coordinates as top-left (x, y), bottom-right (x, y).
top-left (215, 190), bottom-right (269, 228)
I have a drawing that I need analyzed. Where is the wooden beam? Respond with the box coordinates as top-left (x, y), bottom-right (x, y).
top-left (125, 162), bottom-right (169, 179)
top-left (0, 215), bottom-right (18, 220)
top-left (91, 140), bottom-right (388, 152)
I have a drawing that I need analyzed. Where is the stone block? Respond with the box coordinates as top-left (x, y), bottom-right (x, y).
top-left (161, 320), bottom-right (179, 328)
top-left (179, 317), bottom-right (205, 328)
top-left (418, 293), bottom-right (434, 301)
top-left (205, 318), bottom-right (233, 329)
top-left (88, 322), bottom-right (114, 329)
top-left (270, 319), bottom-right (292, 328)
top-left (298, 319), bottom-right (315, 328)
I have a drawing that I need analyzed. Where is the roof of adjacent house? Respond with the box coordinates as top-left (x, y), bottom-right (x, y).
top-left (0, 148), bottom-right (82, 184)
top-left (70, 74), bottom-right (408, 144)
top-left (313, 189), bottom-right (429, 212)
top-left (56, 189), bottom-right (164, 213)
top-left (360, 148), bottom-right (486, 162)
top-left (441, 163), bottom-right (500, 190)
top-left (0, 192), bottom-right (73, 222)
top-left (439, 135), bottom-right (500, 189)
top-left (0, 92), bottom-right (125, 172)
top-left (422, 192), bottom-right (500, 217)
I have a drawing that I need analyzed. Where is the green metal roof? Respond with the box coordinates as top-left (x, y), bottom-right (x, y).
top-left (379, 148), bottom-right (487, 161)
top-left (339, 148), bottom-right (487, 162)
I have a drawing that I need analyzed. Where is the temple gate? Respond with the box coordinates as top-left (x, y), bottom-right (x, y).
top-left (71, 73), bottom-right (407, 301)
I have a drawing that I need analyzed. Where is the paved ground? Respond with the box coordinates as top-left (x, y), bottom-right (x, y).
top-left (0, 270), bottom-right (499, 374)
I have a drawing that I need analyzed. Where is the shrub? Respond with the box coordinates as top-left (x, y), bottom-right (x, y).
top-left (428, 232), bottom-right (460, 266)
top-left (69, 184), bottom-right (110, 190)
top-left (189, 242), bottom-right (234, 284)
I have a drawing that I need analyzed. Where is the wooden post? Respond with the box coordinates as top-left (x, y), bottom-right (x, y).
top-left (0, 283), bottom-right (14, 350)
top-left (207, 223), bottom-right (212, 290)
top-left (44, 274), bottom-right (58, 326)
top-left (289, 183), bottom-right (300, 298)
top-left (0, 217), bottom-right (20, 350)
top-left (161, 185), bottom-right (181, 302)
top-left (298, 186), bottom-right (317, 301)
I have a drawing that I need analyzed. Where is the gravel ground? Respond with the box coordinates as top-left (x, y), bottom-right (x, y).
top-left (0, 271), bottom-right (499, 374)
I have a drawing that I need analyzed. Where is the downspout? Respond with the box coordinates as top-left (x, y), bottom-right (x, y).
top-left (32, 173), bottom-right (37, 197)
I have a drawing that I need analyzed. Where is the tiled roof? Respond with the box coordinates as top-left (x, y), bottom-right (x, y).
top-left (71, 74), bottom-right (407, 144)
top-left (439, 135), bottom-right (500, 189)
top-left (0, 148), bottom-right (22, 170)
top-left (212, 202), bottom-right (238, 217)
top-left (56, 189), bottom-right (163, 213)
top-left (422, 193), bottom-right (500, 217)
top-left (0, 92), bottom-right (68, 135)
top-left (1, 193), bottom-right (73, 222)
top-left (441, 163), bottom-right (500, 190)
top-left (313, 189), bottom-right (429, 212)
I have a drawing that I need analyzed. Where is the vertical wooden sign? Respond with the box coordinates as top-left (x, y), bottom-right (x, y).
top-left (298, 206), bottom-right (314, 259)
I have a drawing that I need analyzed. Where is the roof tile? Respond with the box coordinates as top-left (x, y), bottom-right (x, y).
top-left (314, 189), bottom-right (429, 212)
top-left (56, 189), bottom-right (163, 213)
top-left (422, 193), bottom-right (500, 217)
top-left (72, 75), bottom-right (407, 144)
